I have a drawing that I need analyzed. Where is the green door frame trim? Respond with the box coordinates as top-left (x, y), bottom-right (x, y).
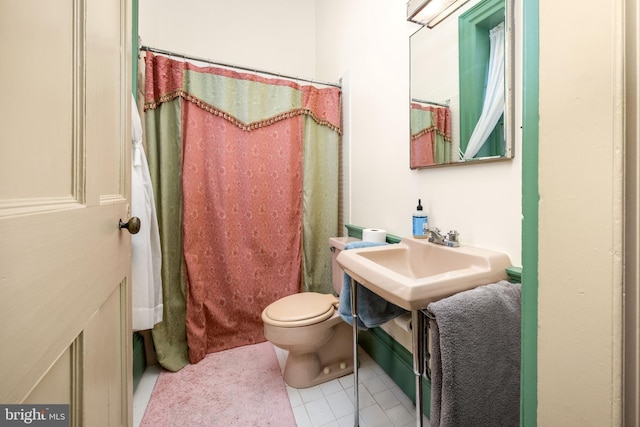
top-left (132, 0), bottom-right (139, 98)
top-left (521, 0), bottom-right (539, 425)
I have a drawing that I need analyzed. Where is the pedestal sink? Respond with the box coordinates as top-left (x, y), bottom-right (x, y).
top-left (337, 237), bottom-right (512, 427)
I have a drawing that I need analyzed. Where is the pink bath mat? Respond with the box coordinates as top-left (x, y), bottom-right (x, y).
top-left (140, 342), bottom-right (296, 426)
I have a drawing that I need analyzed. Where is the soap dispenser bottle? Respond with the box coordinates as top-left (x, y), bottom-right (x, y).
top-left (412, 199), bottom-right (428, 238)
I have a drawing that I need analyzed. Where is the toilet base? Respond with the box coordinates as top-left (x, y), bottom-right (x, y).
top-left (282, 321), bottom-right (354, 389)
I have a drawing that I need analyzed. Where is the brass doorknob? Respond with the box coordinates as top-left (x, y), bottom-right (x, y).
top-left (119, 217), bottom-right (141, 234)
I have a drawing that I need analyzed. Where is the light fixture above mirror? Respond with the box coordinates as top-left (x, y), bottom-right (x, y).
top-left (407, 0), bottom-right (472, 28)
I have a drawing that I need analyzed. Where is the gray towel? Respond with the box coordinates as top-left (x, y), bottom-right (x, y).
top-left (426, 280), bottom-right (521, 427)
top-left (338, 241), bottom-right (408, 330)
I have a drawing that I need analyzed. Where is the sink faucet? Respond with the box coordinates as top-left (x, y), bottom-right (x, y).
top-left (426, 227), bottom-right (446, 245)
top-left (426, 227), bottom-right (460, 247)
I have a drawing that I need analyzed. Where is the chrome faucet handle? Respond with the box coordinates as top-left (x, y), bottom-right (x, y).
top-left (445, 230), bottom-right (460, 247)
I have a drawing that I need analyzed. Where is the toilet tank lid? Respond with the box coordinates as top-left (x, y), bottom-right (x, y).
top-left (264, 292), bottom-right (337, 324)
top-left (328, 236), bottom-right (360, 251)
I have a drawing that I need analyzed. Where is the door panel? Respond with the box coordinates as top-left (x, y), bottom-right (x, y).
top-left (87, 0), bottom-right (128, 201)
top-left (0, 0), bottom-right (75, 202)
top-left (0, 0), bottom-right (132, 425)
top-left (23, 347), bottom-right (72, 405)
top-left (83, 284), bottom-right (128, 426)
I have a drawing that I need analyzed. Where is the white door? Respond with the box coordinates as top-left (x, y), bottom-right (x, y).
top-left (0, 1), bottom-right (133, 426)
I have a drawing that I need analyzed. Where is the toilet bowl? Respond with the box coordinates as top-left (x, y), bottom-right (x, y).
top-left (262, 237), bottom-right (358, 388)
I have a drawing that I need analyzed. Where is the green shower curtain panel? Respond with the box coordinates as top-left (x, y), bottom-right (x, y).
top-left (302, 118), bottom-right (340, 293)
top-left (144, 99), bottom-right (191, 371)
top-left (143, 52), bottom-right (341, 370)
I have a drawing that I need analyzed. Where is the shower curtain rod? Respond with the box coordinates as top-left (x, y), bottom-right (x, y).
top-left (411, 97), bottom-right (450, 108)
top-left (140, 45), bottom-right (342, 89)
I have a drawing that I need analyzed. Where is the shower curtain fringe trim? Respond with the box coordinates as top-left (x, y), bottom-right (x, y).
top-left (411, 126), bottom-right (452, 141)
top-left (145, 90), bottom-right (343, 135)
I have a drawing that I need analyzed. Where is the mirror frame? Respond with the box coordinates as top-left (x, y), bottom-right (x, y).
top-left (409, 0), bottom-right (515, 169)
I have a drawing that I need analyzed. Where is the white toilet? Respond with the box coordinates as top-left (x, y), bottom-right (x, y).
top-left (261, 237), bottom-right (357, 388)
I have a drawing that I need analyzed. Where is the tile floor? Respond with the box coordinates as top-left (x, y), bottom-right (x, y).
top-left (133, 344), bottom-right (430, 427)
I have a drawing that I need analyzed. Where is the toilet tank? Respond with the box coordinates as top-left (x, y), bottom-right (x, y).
top-left (329, 237), bottom-right (360, 294)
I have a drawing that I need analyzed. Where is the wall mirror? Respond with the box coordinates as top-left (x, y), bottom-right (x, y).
top-left (409, 0), bottom-right (514, 169)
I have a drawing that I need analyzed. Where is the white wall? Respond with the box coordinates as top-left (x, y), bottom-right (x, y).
top-left (316, 0), bottom-right (522, 265)
top-left (138, 0), bottom-right (317, 78)
top-left (138, 0), bottom-right (522, 266)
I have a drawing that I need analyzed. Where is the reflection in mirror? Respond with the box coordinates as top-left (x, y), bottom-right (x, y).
top-left (410, 100), bottom-right (452, 167)
top-left (410, 0), bottom-right (514, 169)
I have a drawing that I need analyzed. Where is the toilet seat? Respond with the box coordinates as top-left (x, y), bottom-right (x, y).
top-left (263, 293), bottom-right (339, 328)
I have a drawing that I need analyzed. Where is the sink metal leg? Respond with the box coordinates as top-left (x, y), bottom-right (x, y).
top-left (411, 310), bottom-right (425, 427)
top-left (350, 277), bottom-right (359, 427)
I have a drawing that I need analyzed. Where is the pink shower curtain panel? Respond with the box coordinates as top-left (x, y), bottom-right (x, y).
top-left (182, 100), bottom-right (303, 361)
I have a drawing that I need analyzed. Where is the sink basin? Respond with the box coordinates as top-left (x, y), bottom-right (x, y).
top-left (336, 237), bottom-right (512, 310)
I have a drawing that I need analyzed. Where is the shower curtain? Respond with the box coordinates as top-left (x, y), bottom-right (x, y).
top-left (410, 103), bottom-right (452, 167)
top-left (143, 52), bottom-right (341, 368)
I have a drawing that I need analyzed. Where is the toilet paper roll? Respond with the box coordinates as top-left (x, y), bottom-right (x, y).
top-left (362, 228), bottom-right (387, 243)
